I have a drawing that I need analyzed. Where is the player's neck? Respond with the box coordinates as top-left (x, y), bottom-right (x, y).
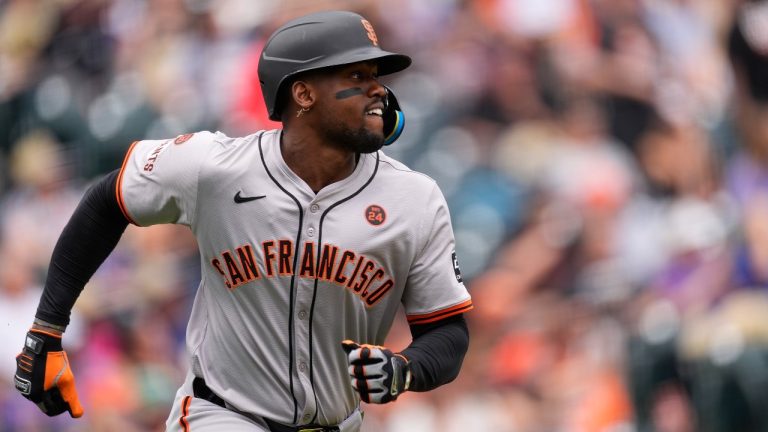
top-left (280, 131), bottom-right (357, 193)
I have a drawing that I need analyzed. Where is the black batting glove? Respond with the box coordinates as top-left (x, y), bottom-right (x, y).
top-left (14, 329), bottom-right (84, 418)
top-left (341, 340), bottom-right (411, 404)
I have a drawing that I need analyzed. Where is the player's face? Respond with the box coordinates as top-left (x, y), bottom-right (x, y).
top-left (312, 62), bottom-right (388, 154)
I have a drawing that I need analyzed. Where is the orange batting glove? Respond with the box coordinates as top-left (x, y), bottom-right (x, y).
top-left (14, 329), bottom-right (84, 418)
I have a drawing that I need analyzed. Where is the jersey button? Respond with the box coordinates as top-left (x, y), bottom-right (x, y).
top-left (310, 204), bottom-right (320, 213)
top-left (298, 310), bottom-right (307, 320)
top-left (298, 361), bottom-right (308, 373)
top-left (307, 227), bottom-right (315, 237)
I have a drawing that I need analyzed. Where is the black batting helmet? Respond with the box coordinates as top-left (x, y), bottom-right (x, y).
top-left (258, 10), bottom-right (412, 120)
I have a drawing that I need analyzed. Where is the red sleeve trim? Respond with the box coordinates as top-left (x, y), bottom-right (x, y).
top-left (406, 299), bottom-right (473, 325)
top-left (116, 141), bottom-right (140, 226)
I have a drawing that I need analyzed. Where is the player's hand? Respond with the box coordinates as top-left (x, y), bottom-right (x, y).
top-left (14, 329), bottom-right (84, 418)
top-left (341, 340), bottom-right (411, 404)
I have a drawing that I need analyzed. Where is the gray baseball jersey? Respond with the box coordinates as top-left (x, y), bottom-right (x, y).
top-left (116, 129), bottom-right (472, 426)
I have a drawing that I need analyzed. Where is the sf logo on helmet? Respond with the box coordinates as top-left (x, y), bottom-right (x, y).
top-left (361, 19), bottom-right (378, 46)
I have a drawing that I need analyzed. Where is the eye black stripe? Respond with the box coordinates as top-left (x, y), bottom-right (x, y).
top-left (335, 87), bottom-right (364, 99)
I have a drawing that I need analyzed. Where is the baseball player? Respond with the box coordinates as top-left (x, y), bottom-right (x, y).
top-left (13, 10), bottom-right (472, 432)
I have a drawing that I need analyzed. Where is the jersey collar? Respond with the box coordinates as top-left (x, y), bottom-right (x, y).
top-left (261, 130), bottom-right (379, 203)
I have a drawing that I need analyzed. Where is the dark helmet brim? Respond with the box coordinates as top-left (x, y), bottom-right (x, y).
top-left (267, 48), bottom-right (411, 120)
top-left (328, 47), bottom-right (411, 76)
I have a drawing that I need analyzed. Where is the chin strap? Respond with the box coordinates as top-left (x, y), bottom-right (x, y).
top-left (383, 86), bottom-right (405, 146)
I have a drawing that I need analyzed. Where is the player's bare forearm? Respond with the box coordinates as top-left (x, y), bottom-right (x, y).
top-left (401, 313), bottom-right (469, 392)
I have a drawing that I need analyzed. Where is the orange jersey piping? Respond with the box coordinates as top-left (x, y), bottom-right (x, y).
top-left (406, 299), bottom-right (473, 325)
top-left (116, 141), bottom-right (139, 225)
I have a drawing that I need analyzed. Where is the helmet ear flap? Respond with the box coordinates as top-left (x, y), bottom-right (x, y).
top-left (383, 86), bottom-right (404, 146)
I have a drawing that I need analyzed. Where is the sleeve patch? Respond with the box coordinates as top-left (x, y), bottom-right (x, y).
top-left (174, 133), bottom-right (194, 145)
top-left (452, 250), bottom-right (463, 283)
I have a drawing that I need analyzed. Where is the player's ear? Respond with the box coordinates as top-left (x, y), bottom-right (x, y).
top-left (291, 80), bottom-right (315, 111)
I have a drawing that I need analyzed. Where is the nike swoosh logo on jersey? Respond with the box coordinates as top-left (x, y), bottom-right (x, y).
top-left (234, 191), bottom-right (266, 203)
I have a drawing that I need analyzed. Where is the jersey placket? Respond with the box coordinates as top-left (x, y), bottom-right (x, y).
top-left (262, 133), bottom-right (380, 424)
top-left (293, 198), bottom-right (322, 424)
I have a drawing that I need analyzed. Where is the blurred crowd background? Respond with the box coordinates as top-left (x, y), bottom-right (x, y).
top-left (2, 0), bottom-right (768, 431)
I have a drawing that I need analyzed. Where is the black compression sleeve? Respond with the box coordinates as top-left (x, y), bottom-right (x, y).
top-left (400, 314), bottom-right (469, 392)
top-left (35, 170), bottom-right (129, 326)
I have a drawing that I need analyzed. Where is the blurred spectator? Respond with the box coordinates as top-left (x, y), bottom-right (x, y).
top-left (0, 129), bottom-right (81, 272)
top-left (0, 242), bottom-right (83, 432)
top-left (0, 249), bottom-right (46, 379)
